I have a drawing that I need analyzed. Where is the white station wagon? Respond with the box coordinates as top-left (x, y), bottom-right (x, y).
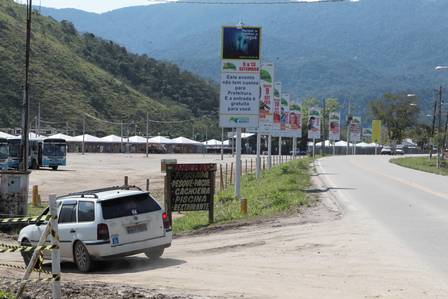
top-left (18, 187), bottom-right (172, 272)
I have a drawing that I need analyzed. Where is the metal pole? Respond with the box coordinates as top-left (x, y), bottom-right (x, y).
top-left (438, 86), bottom-right (442, 168)
top-left (221, 127), bottom-right (224, 160)
top-left (278, 136), bottom-right (282, 162)
top-left (145, 112), bottom-right (149, 157)
top-left (256, 133), bottom-right (261, 179)
top-left (37, 102), bottom-right (40, 137)
top-left (235, 128), bottom-right (242, 199)
top-left (346, 99), bottom-right (351, 156)
top-left (333, 141), bottom-right (336, 155)
top-left (322, 98), bottom-right (326, 156)
top-left (20, 0), bottom-right (33, 172)
top-left (268, 134), bottom-right (272, 169)
top-left (312, 138), bottom-right (316, 159)
top-left (430, 95), bottom-right (438, 159)
top-left (82, 116), bottom-right (85, 155)
top-left (292, 137), bottom-right (297, 158)
top-left (49, 194), bottom-right (61, 299)
top-left (120, 121), bottom-right (123, 154)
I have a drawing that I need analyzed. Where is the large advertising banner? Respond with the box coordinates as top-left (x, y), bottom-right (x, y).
top-left (280, 94), bottom-right (292, 137)
top-left (289, 98), bottom-right (302, 138)
top-left (372, 120), bottom-right (382, 144)
top-left (308, 107), bottom-right (321, 140)
top-left (349, 116), bottom-right (362, 142)
top-left (272, 82), bottom-right (282, 136)
top-left (258, 63), bottom-right (274, 134)
top-left (329, 112), bottom-right (341, 141)
top-left (219, 26), bottom-right (261, 128)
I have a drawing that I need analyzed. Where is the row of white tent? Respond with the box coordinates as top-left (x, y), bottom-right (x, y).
top-left (0, 131), bottom-right (207, 145)
top-left (310, 140), bottom-right (381, 147)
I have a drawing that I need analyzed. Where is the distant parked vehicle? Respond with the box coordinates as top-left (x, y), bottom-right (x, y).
top-left (381, 146), bottom-right (392, 155)
top-left (18, 186), bottom-right (172, 272)
top-left (394, 146), bottom-right (404, 155)
top-left (0, 138), bottom-right (9, 170)
top-left (41, 138), bottom-right (67, 170)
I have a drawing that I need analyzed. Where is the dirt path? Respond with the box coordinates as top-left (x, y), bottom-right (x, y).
top-left (3, 191), bottom-right (448, 298)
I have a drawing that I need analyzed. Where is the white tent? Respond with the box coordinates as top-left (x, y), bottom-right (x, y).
top-left (72, 134), bottom-right (101, 142)
top-left (147, 136), bottom-right (174, 144)
top-left (223, 140), bottom-right (230, 146)
top-left (0, 131), bottom-right (14, 139)
top-left (47, 133), bottom-right (76, 142)
top-left (172, 137), bottom-right (201, 144)
top-left (315, 140), bottom-right (332, 147)
top-left (335, 140), bottom-right (348, 147)
top-left (356, 142), bottom-right (370, 147)
top-left (9, 133), bottom-right (45, 140)
top-left (203, 139), bottom-right (221, 146)
top-left (228, 133), bottom-right (255, 139)
top-left (100, 135), bottom-right (123, 143)
top-left (128, 136), bottom-right (147, 144)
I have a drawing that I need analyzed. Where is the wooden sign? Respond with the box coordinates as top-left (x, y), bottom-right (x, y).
top-left (164, 163), bottom-right (216, 225)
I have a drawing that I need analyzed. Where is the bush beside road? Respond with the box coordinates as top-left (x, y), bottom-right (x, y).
top-left (173, 158), bottom-right (312, 233)
top-left (390, 156), bottom-right (448, 176)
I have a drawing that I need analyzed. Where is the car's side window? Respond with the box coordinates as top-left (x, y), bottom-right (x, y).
top-left (78, 201), bottom-right (95, 222)
top-left (59, 204), bottom-right (77, 224)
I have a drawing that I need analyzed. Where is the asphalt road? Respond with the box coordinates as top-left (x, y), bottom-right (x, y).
top-left (316, 155), bottom-right (448, 275)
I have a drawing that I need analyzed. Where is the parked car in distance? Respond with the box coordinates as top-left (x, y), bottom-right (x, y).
top-left (394, 146), bottom-right (404, 155)
top-left (18, 186), bottom-right (172, 272)
top-left (380, 146), bottom-right (392, 155)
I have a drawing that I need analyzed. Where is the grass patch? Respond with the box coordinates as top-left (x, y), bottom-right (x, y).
top-left (391, 156), bottom-right (448, 176)
top-left (0, 290), bottom-right (15, 299)
top-left (173, 158), bottom-right (313, 234)
top-left (27, 203), bottom-right (45, 217)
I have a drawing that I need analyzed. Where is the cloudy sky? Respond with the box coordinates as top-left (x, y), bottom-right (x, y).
top-left (15, 0), bottom-right (169, 13)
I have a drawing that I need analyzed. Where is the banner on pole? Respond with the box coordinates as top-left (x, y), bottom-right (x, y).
top-left (372, 120), bottom-right (381, 144)
top-left (328, 112), bottom-right (341, 141)
top-left (307, 107), bottom-right (321, 140)
top-left (289, 98), bottom-right (302, 138)
top-left (219, 26), bottom-right (261, 128)
top-left (272, 82), bottom-right (282, 136)
top-left (363, 128), bottom-right (373, 141)
top-left (349, 116), bottom-right (362, 142)
top-left (258, 63), bottom-right (274, 134)
top-left (280, 94), bottom-right (290, 137)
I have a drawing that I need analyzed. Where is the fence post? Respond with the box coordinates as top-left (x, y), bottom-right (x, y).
top-left (225, 163), bottom-right (228, 188)
top-left (49, 194), bottom-right (61, 299)
top-left (250, 159), bottom-right (253, 172)
top-left (32, 185), bottom-right (39, 207)
top-left (146, 179), bottom-right (150, 192)
top-left (245, 160), bottom-right (248, 174)
top-left (124, 176), bottom-right (129, 186)
top-left (263, 157), bottom-right (266, 171)
top-left (230, 162), bottom-right (233, 185)
top-left (220, 164), bottom-right (224, 191)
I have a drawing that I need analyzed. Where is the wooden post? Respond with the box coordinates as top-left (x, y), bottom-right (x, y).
top-left (240, 198), bottom-right (248, 215)
top-left (251, 159), bottom-right (253, 172)
top-left (263, 157), bottom-right (266, 171)
top-left (146, 179), bottom-right (150, 192)
top-left (164, 172), bottom-right (172, 226)
top-left (220, 164), bottom-right (224, 191)
top-left (209, 170), bottom-right (215, 224)
top-left (124, 176), bottom-right (129, 186)
top-left (225, 163), bottom-right (228, 187)
top-left (49, 195), bottom-right (61, 299)
top-left (245, 159), bottom-right (248, 174)
top-left (32, 185), bottom-right (39, 207)
top-left (230, 162), bottom-right (233, 185)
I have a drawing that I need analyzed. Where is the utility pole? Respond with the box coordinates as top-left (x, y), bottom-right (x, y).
top-left (220, 127), bottom-right (224, 160)
top-left (346, 99), bottom-right (351, 155)
top-left (322, 98), bottom-right (326, 156)
top-left (20, 0), bottom-right (33, 172)
top-left (437, 86), bottom-right (442, 168)
top-left (430, 94), bottom-right (438, 159)
top-left (120, 121), bottom-right (124, 153)
top-left (146, 112), bottom-right (149, 157)
top-left (82, 116), bottom-right (86, 155)
top-left (37, 102), bottom-right (40, 137)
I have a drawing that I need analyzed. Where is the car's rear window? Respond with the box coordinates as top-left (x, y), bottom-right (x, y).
top-left (101, 193), bottom-right (161, 220)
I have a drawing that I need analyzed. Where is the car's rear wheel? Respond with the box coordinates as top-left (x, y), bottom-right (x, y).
top-left (145, 248), bottom-right (164, 260)
top-left (74, 241), bottom-right (93, 272)
top-left (51, 166), bottom-right (58, 171)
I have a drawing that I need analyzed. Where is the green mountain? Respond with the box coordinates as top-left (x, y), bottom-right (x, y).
top-left (42, 0), bottom-right (448, 117)
top-left (0, 0), bottom-right (219, 138)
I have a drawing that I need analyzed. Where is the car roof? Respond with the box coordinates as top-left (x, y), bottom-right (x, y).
top-left (57, 187), bottom-right (146, 203)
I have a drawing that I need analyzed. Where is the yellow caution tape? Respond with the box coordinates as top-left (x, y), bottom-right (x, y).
top-left (0, 263), bottom-right (52, 275)
top-left (0, 243), bottom-right (59, 253)
top-left (0, 215), bottom-right (52, 224)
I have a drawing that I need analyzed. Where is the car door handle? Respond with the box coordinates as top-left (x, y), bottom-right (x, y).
top-left (70, 229), bottom-right (76, 233)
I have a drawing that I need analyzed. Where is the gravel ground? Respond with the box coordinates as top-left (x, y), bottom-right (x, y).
top-left (0, 278), bottom-right (193, 299)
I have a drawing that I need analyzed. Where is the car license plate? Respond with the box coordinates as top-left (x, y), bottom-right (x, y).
top-left (126, 223), bottom-right (147, 234)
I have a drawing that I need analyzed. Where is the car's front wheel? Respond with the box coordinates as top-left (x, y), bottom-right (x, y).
top-left (144, 248), bottom-right (164, 260)
top-left (73, 241), bottom-right (93, 272)
top-left (21, 239), bottom-right (42, 269)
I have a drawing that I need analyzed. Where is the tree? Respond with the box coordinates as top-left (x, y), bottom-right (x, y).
top-left (369, 93), bottom-right (420, 144)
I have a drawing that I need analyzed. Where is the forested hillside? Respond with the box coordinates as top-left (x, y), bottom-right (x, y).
top-left (0, 0), bottom-right (219, 137)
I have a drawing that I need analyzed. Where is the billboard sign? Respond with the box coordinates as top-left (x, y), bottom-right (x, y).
top-left (272, 82), bottom-right (282, 136)
top-left (349, 116), bottom-right (362, 142)
top-left (222, 26), bottom-right (261, 60)
top-left (372, 120), bottom-right (382, 144)
top-left (289, 98), bottom-right (302, 138)
top-left (329, 112), bottom-right (341, 141)
top-left (307, 107), bottom-right (321, 140)
top-left (258, 63), bottom-right (274, 134)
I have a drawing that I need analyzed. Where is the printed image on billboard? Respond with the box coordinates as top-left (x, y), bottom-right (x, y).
top-left (289, 99), bottom-right (302, 138)
top-left (272, 82), bottom-right (282, 134)
top-left (349, 116), bottom-right (362, 142)
top-left (280, 95), bottom-right (289, 132)
top-left (329, 112), bottom-right (340, 141)
top-left (222, 26), bottom-right (261, 60)
top-left (258, 63), bottom-right (274, 134)
top-left (308, 107), bottom-right (321, 140)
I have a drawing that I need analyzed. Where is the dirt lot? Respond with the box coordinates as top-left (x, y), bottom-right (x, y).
top-left (29, 153), bottom-right (253, 204)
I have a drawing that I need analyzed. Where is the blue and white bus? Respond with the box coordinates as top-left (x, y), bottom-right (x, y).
top-left (41, 138), bottom-right (67, 170)
top-left (7, 138), bottom-right (42, 170)
top-left (0, 138), bottom-right (9, 170)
